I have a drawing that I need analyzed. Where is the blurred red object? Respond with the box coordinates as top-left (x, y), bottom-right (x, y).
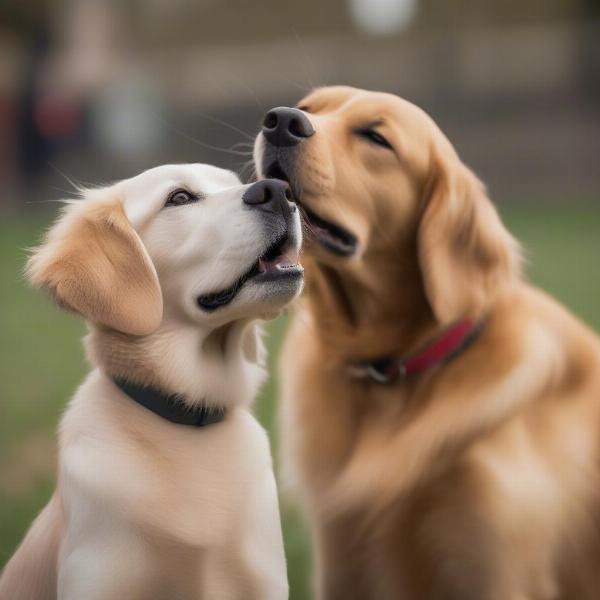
top-left (34, 91), bottom-right (83, 140)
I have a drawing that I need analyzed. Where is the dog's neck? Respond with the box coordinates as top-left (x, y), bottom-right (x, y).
top-left (301, 249), bottom-right (439, 360)
top-left (85, 317), bottom-right (266, 410)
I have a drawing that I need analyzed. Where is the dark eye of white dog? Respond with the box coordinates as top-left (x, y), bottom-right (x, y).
top-left (165, 189), bottom-right (199, 207)
top-left (356, 128), bottom-right (392, 150)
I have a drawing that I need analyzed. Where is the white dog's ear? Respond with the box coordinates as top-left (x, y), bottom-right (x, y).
top-left (418, 148), bottom-right (521, 324)
top-left (27, 197), bottom-right (163, 335)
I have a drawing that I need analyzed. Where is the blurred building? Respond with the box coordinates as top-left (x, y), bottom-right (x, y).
top-left (0, 0), bottom-right (598, 205)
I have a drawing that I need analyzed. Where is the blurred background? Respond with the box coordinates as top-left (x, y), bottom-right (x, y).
top-left (0, 1), bottom-right (598, 598)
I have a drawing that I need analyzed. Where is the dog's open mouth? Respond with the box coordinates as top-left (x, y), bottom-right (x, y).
top-left (265, 161), bottom-right (357, 257)
top-left (197, 232), bottom-right (302, 311)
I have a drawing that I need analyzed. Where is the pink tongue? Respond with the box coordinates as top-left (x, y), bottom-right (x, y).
top-left (258, 250), bottom-right (299, 273)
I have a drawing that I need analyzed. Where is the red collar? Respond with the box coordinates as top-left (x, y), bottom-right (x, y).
top-left (348, 319), bottom-right (481, 384)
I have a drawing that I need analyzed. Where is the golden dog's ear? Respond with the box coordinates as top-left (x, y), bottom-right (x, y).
top-left (27, 198), bottom-right (163, 335)
top-left (418, 151), bottom-right (521, 324)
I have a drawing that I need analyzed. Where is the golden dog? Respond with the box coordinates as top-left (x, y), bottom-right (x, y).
top-left (254, 86), bottom-right (600, 599)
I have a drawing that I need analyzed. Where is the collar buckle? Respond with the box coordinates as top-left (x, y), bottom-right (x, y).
top-left (366, 359), bottom-right (405, 384)
top-left (347, 319), bottom-right (482, 386)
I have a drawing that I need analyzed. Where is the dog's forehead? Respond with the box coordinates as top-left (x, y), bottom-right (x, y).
top-left (302, 87), bottom-right (426, 125)
top-left (125, 164), bottom-right (241, 194)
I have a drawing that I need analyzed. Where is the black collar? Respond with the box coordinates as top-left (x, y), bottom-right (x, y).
top-left (111, 376), bottom-right (226, 427)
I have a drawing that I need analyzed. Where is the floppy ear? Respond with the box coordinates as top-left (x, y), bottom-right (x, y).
top-left (26, 197), bottom-right (163, 336)
top-left (418, 149), bottom-right (521, 324)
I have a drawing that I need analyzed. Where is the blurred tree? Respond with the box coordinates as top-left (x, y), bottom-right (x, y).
top-left (580, 0), bottom-right (600, 99)
top-left (0, 0), bottom-right (52, 36)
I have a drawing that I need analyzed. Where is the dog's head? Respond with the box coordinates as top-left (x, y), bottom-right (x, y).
top-left (254, 86), bottom-right (520, 327)
top-left (27, 164), bottom-right (303, 336)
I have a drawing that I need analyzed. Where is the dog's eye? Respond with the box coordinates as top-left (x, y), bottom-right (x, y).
top-left (356, 128), bottom-right (393, 150)
top-left (165, 189), bottom-right (198, 207)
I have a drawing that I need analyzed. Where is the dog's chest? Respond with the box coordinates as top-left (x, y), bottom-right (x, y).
top-left (59, 383), bottom-right (287, 599)
top-left (62, 403), bottom-right (277, 547)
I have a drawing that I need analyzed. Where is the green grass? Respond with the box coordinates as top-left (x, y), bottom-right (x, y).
top-left (1, 205), bottom-right (599, 599)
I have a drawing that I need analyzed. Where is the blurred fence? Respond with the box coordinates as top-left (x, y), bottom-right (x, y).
top-left (1, 1), bottom-right (598, 207)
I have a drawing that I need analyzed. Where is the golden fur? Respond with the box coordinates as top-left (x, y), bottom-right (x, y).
top-left (27, 200), bottom-right (163, 336)
top-left (256, 87), bottom-right (600, 599)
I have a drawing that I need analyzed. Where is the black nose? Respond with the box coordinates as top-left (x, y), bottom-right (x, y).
top-left (262, 107), bottom-right (315, 147)
top-left (243, 179), bottom-right (294, 213)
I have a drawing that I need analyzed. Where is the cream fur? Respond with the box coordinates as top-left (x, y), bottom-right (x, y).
top-left (1, 164), bottom-right (303, 600)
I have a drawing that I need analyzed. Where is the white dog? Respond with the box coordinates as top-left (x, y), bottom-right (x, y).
top-left (0, 164), bottom-right (303, 600)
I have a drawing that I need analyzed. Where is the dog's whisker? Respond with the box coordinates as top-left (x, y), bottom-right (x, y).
top-left (231, 79), bottom-right (267, 115)
top-left (292, 28), bottom-right (319, 90)
top-left (154, 115), bottom-right (253, 157)
top-left (229, 142), bottom-right (255, 156)
top-left (193, 111), bottom-right (255, 141)
top-left (238, 160), bottom-right (257, 184)
top-left (276, 76), bottom-right (311, 94)
top-left (47, 163), bottom-right (90, 194)
top-left (44, 186), bottom-right (83, 198)
top-left (25, 197), bottom-right (71, 206)
top-left (170, 128), bottom-right (254, 156)
top-left (243, 83), bottom-right (267, 115)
